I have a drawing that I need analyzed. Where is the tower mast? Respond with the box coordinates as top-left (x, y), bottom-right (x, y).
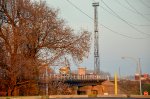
top-left (93, 2), bottom-right (100, 74)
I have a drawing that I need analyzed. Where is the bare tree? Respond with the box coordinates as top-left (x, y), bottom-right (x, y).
top-left (0, 0), bottom-right (90, 96)
top-left (39, 79), bottom-right (73, 95)
top-left (48, 80), bottom-right (73, 95)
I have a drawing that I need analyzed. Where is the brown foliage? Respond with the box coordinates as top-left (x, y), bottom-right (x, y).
top-left (118, 80), bottom-right (140, 95)
top-left (39, 80), bottom-right (73, 95)
top-left (0, 0), bottom-right (90, 96)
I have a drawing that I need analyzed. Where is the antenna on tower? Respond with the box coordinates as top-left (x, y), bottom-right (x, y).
top-left (92, 2), bottom-right (100, 74)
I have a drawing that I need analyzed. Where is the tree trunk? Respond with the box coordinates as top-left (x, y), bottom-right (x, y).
top-left (7, 87), bottom-right (12, 96)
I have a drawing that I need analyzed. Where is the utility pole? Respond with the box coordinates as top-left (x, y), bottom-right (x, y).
top-left (138, 58), bottom-right (142, 95)
top-left (122, 57), bottom-right (142, 95)
top-left (92, 2), bottom-right (100, 74)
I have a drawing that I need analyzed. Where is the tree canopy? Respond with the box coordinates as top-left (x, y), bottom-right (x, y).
top-left (0, 0), bottom-right (90, 96)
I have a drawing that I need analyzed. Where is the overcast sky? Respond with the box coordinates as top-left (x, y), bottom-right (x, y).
top-left (42, 0), bottom-right (150, 76)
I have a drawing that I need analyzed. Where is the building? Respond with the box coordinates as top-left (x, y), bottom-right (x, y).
top-left (76, 80), bottom-right (124, 95)
top-left (78, 67), bottom-right (86, 75)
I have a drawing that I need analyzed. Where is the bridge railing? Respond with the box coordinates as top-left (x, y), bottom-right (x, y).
top-left (39, 74), bottom-right (107, 81)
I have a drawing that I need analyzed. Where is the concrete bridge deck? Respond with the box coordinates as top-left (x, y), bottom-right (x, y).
top-left (39, 74), bottom-right (108, 86)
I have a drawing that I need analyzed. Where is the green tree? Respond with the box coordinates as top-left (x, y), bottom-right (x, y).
top-left (142, 83), bottom-right (150, 94)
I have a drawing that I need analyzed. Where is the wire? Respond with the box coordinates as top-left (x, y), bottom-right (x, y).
top-left (115, 0), bottom-right (150, 16)
top-left (100, 5), bottom-right (150, 26)
top-left (114, 0), bottom-right (150, 26)
top-left (139, 0), bottom-right (150, 8)
top-left (101, 0), bottom-right (150, 37)
top-left (125, 0), bottom-right (150, 22)
top-left (116, 0), bottom-right (137, 13)
top-left (101, 24), bottom-right (148, 39)
top-left (93, 0), bottom-right (96, 3)
top-left (66, 0), bottom-right (93, 20)
top-left (65, 0), bottom-right (149, 39)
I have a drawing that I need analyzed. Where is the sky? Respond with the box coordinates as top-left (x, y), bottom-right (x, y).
top-left (41, 0), bottom-right (150, 76)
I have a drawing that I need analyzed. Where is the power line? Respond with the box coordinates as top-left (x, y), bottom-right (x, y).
top-left (101, 0), bottom-right (150, 37)
top-left (114, 0), bottom-right (150, 26)
top-left (93, 0), bottom-right (96, 2)
top-left (66, 0), bottom-right (93, 20)
top-left (100, 5), bottom-right (150, 27)
top-left (116, 0), bottom-right (137, 13)
top-left (125, 0), bottom-right (150, 22)
top-left (99, 11), bottom-right (149, 39)
top-left (65, 0), bottom-right (149, 39)
top-left (101, 25), bottom-right (148, 39)
top-left (139, 0), bottom-right (150, 8)
top-left (115, 0), bottom-right (150, 16)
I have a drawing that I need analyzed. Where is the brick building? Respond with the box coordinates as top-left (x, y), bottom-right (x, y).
top-left (76, 80), bottom-right (123, 95)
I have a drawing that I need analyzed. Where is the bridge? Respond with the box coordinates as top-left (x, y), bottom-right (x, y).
top-left (39, 74), bottom-right (111, 95)
top-left (39, 74), bottom-right (108, 86)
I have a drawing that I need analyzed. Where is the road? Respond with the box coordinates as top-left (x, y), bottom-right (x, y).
top-left (51, 97), bottom-right (149, 99)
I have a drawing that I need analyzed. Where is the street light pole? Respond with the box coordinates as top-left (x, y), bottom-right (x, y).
top-left (122, 57), bottom-right (142, 95)
top-left (138, 58), bottom-right (142, 95)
